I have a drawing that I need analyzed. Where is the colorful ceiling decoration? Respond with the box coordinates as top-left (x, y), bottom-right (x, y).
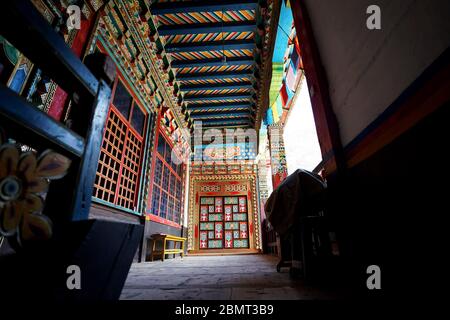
top-left (193, 141), bottom-right (257, 161)
top-left (263, 2), bottom-right (303, 126)
top-left (149, 0), bottom-right (278, 129)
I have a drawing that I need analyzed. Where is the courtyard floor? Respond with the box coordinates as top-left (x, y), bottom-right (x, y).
top-left (120, 254), bottom-right (351, 300)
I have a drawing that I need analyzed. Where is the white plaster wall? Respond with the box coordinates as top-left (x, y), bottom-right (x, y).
top-left (303, 0), bottom-right (450, 145)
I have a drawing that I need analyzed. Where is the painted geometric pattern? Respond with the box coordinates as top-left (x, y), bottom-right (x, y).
top-left (191, 115), bottom-right (249, 122)
top-left (233, 239), bottom-right (249, 248)
top-left (176, 65), bottom-right (252, 74)
top-left (170, 49), bottom-right (252, 61)
top-left (152, 0), bottom-right (258, 128)
top-left (200, 197), bottom-right (214, 204)
top-left (191, 107), bottom-right (249, 114)
top-left (199, 196), bottom-right (249, 249)
top-left (165, 32), bottom-right (253, 45)
top-left (180, 77), bottom-right (252, 85)
top-left (156, 10), bottom-right (255, 26)
top-left (224, 197), bottom-right (238, 204)
top-left (186, 98), bottom-right (250, 105)
top-left (185, 88), bottom-right (251, 96)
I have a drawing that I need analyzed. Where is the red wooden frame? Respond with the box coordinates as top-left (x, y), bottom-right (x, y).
top-left (146, 120), bottom-right (185, 227)
top-left (93, 73), bottom-right (147, 211)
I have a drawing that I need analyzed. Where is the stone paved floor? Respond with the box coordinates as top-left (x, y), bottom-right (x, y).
top-left (120, 254), bottom-right (350, 300)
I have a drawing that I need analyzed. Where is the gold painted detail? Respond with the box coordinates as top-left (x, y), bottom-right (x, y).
top-left (0, 135), bottom-right (71, 245)
top-left (188, 174), bottom-right (261, 251)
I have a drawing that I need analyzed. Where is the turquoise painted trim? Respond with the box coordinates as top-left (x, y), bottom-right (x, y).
top-left (92, 197), bottom-right (142, 216)
top-left (137, 113), bottom-right (154, 212)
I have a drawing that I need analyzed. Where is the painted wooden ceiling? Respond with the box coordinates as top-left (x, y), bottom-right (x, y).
top-left (150, 0), bottom-right (272, 129)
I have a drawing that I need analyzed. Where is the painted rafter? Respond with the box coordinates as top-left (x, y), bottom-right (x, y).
top-left (150, 0), bottom-right (258, 15)
top-left (110, 0), bottom-right (192, 137)
top-left (200, 118), bottom-right (253, 126)
top-left (165, 39), bottom-right (254, 53)
top-left (180, 83), bottom-right (254, 92)
top-left (147, 0), bottom-right (276, 129)
top-left (177, 70), bottom-right (254, 81)
top-left (191, 111), bottom-right (254, 119)
top-left (183, 94), bottom-right (254, 102)
top-left (188, 103), bottom-right (253, 112)
top-left (191, 109), bottom-right (254, 116)
top-left (188, 102), bottom-right (254, 108)
top-left (171, 57), bottom-right (254, 69)
top-left (191, 113), bottom-right (255, 122)
top-left (158, 21), bottom-right (256, 36)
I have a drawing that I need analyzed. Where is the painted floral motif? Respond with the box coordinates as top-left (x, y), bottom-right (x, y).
top-left (224, 231), bottom-right (233, 248)
top-left (0, 136), bottom-right (71, 245)
top-left (215, 222), bottom-right (223, 239)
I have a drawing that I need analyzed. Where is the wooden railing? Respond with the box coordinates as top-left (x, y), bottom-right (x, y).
top-left (0, 0), bottom-right (143, 300)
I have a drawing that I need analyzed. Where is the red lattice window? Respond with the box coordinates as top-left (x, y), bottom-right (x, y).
top-left (150, 132), bottom-right (184, 224)
top-left (93, 79), bottom-right (146, 211)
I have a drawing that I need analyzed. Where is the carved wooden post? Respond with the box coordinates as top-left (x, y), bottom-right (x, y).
top-left (267, 124), bottom-right (288, 189)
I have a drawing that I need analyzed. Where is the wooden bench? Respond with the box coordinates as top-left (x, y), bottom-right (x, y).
top-left (150, 234), bottom-right (186, 261)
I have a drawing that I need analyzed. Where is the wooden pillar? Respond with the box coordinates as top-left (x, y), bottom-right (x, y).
top-left (267, 124), bottom-right (288, 189)
top-left (290, 0), bottom-right (345, 175)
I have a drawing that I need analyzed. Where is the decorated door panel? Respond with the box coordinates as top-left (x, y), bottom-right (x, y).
top-left (199, 196), bottom-right (249, 249)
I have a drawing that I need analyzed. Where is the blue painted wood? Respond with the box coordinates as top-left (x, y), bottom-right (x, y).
top-left (201, 118), bottom-right (252, 125)
top-left (180, 83), bottom-right (253, 92)
top-left (191, 109), bottom-right (255, 116)
top-left (0, 0), bottom-right (99, 97)
top-left (202, 118), bottom-right (251, 124)
top-left (165, 40), bottom-right (255, 53)
top-left (183, 94), bottom-right (253, 102)
top-left (202, 124), bottom-right (251, 128)
top-left (177, 71), bottom-right (253, 81)
top-left (171, 57), bottom-right (254, 68)
top-left (191, 112), bottom-right (254, 119)
top-left (0, 86), bottom-right (85, 157)
top-left (158, 21), bottom-right (256, 35)
top-left (151, 0), bottom-right (258, 15)
top-left (0, 0), bottom-right (115, 224)
top-left (71, 81), bottom-right (112, 221)
top-left (188, 103), bottom-right (253, 111)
